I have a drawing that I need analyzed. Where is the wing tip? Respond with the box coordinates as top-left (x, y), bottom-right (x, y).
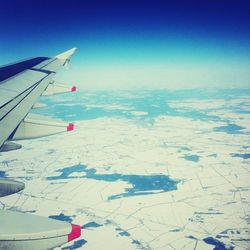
top-left (55, 48), bottom-right (77, 61)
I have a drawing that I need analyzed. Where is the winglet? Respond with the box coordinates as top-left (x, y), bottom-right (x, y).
top-left (55, 48), bottom-right (77, 61)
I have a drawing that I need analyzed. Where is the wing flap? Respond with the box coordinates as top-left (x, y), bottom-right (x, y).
top-left (0, 70), bottom-right (49, 97)
top-left (0, 77), bottom-right (51, 146)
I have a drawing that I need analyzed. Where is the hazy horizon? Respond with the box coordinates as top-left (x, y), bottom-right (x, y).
top-left (0, 0), bottom-right (250, 89)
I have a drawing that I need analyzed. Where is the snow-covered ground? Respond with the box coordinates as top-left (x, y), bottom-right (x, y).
top-left (0, 90), bottom-right (249, 249)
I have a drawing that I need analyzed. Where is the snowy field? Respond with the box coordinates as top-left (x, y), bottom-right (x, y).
top-left (0, 89), bottom-right (249, 250)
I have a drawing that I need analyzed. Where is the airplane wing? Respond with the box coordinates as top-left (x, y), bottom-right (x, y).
top-left (0, 48), bottom-right (77, 148)
top-left (0, 48), bottom-right (81, 250)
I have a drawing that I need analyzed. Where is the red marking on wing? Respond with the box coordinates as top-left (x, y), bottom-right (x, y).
top-left (67, 123), bottom-right (74, 132)
top-left (68, 224), bottom-right (81, 242)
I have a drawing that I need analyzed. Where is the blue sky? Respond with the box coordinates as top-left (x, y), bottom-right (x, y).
top-left (0, 0), bottom-right (249, 89)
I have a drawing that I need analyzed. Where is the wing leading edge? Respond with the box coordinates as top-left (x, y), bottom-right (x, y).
top-left (0, 48), bottom-right (82, 249)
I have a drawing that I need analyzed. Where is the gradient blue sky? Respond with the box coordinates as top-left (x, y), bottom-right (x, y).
top-left (0, 0), bottom-right (249, 89)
